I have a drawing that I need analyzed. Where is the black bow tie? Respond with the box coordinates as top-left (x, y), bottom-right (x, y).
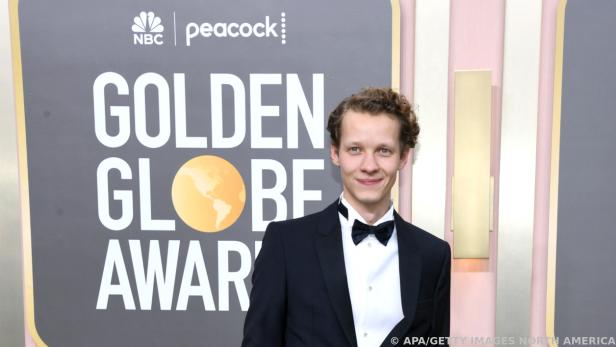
top-left (338, 200), bottom-right (395, 246)
top-left (351, 219), bottom-right (394, 246)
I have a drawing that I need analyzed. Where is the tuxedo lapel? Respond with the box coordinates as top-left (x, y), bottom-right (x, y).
top-left (388, 212), bottom-right (422, 339)
top-left (315, 202), bottom-right (358, 347)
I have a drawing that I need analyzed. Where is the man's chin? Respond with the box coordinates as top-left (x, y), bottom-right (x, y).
top-left (344, 188), bottom-right (388, 206)
top-left (354, 194), bottom-right (387, 208)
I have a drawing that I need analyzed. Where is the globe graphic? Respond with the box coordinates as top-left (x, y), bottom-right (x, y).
top-left (171, 155), bottom-right (246, 232)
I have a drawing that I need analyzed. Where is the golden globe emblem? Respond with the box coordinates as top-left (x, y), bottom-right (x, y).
top-left (172, 155), bottom-right (246, 232)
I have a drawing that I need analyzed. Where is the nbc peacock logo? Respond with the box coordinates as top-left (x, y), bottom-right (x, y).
top-left (132, 11), bottom-right (164, 45)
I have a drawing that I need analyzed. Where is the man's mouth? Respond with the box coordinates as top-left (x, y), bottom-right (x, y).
top-left (356, 178), bottom-right (383, 186)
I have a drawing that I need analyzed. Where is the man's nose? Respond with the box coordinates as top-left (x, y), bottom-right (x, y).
top-left (360, 152), bottom-right (379, 173)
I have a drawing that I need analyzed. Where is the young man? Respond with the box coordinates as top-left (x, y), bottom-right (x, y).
top-left (242, 88), bottom-right (451, 347)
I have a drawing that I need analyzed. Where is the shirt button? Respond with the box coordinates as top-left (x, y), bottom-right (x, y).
top-left (367, 242), bottom-right (372, 248)
top-left (368, 286), bottom-right (373, 291)
top-left (364, 332), bottom-right (368, 337)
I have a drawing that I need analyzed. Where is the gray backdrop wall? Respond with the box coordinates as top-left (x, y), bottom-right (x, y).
top-left (14, 0), bottom-right (392, 345)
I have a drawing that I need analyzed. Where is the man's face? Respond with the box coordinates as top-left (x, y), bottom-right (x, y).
top-left (330, 110), bottom-right (409, 215)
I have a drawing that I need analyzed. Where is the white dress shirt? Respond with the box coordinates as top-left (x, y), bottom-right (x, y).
top-left (338, 194), bottom-right (404, 347)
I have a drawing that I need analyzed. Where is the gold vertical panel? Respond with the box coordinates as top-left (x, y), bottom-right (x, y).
top-left (9, 0), bottom-right (49, 345)
top-left (1, 0), bottom-right (24, 345)
top-left (452, 70), bottom-right (491, 259)
top-left (547, 1), bottom-right (567, 346)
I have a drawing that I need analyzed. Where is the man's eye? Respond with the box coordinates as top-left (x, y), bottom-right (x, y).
top-left (379, 148), bottom-right (392, 155)
top-left (349, 146), bottom-right (360, 153)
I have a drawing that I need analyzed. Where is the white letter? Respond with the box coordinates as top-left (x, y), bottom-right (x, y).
top-left (138, 158), bottom-right (175, 231)
top-left (93, 72), bottom-right (130, 148)
top-left (185, 23), bottom-right (199, 46)
top-left (239, 23), bottom-right (252, 37)
top-left (293, 159), bottom-right (324, 217)
top-left (250, 74), bottom-right (282, 148)
top-left (251, 159), bottom-right (287, 231)
top-left (211, 74), bottom-right (246, 148)
top-left (218, 241), bottom-right (251, 311)
top-left (129, 240), bottom-right (179, 310)
top-left (214, 23), bottom-right (227, 37)
top-left (97, 157), bottom-right (133, 231)
top-left (200, 23), bottom-right (213, 37)
top-left (227, 23), bottom-right (239, 37)
top-left (253, 23), bottom-right (265, 37)
top-left (96, 240), bottom-right (136, 310)
top-left (176, 241), bottom-right (216, 310)
top-left (286, 74), bottom-right (324, 149)
top-left (134, 73), bottom-right (171, 148)
top-left (174, 73), bottom-right (208, 148)
top-left (265, 16), bottom-right (278, 37)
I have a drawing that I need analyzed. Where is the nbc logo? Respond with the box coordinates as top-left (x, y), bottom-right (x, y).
top-left (132, 11), bottom-right (164, 45)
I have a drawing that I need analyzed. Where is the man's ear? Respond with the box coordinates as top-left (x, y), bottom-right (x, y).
top-left (330, 144), bottom-right (340, 166)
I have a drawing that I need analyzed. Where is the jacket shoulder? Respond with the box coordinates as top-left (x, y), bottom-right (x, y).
top-left (270, 211), bottom-right (321, 228)
top-left (265, 203), bottom-right (335, 237)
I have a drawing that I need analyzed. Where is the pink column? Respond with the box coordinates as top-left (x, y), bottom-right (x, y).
top-left (446, 1), bottom-right (505, 345)
top-left (398, 0), bottom-right (416, 221)
top-left (531, 0), bottom-right (560, 345)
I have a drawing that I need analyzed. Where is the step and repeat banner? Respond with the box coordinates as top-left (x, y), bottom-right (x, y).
top-left (16, 0), bottom-right (394, 345)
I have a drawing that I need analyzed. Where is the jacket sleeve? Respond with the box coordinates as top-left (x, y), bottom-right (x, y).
top-left (432, 242), bottom-right (451, 344)
top-left (242, 222), bottom-right (287, 347)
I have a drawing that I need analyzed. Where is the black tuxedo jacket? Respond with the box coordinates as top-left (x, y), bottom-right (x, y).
top-left (242, 201), bottom-right (451, 347)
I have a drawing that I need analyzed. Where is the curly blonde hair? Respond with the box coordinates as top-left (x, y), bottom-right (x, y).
top-left (327, 87), bottom-right (419, 154)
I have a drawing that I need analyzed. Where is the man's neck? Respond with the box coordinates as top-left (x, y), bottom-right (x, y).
top-left (341, 194), bottom-right (391, 225)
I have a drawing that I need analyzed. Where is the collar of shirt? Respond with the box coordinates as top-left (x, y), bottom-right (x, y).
top-left (338, 193), bottom-right (395, 229)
